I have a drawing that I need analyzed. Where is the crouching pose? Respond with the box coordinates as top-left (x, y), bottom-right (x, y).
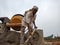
top-left (20, 6), bottom-right (38, 45)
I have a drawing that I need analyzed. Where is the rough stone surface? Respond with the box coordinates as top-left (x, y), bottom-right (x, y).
top-left (0, 31), bottom-right (20, 45)
top-left (0, 24), bottom-right (44, 45)
top-left (25, 29), bottom-right (45, 45)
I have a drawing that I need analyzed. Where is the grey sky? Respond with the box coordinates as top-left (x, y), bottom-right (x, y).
top-left (0, 0), bottom-right (60, 37)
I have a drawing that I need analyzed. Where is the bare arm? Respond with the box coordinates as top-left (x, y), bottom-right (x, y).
top-left (33, 15), bottom-right (37, 28)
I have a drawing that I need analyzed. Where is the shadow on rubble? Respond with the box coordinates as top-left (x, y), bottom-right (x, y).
top-left (0, 31), bottom-right (20, 45)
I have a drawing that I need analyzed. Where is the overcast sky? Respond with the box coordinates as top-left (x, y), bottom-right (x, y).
top-left (0, 0), bottom-right (60, 37)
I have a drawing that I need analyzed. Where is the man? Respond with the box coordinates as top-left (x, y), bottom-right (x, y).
top-left (22, 6), bottom-right (38, 32)
top-left (20, 6), bottom-right (38, 45)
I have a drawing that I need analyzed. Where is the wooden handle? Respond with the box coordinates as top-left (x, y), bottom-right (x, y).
top-left (24, 29), bottom-right (36, 44)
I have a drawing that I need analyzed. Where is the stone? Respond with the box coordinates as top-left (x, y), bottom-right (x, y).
top-left (24, 29), bottom-right (45, 45)
top-left (4, 31), bottom-right (20, 45)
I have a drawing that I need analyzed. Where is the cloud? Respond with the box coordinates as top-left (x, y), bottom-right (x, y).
top-left (0, 0), bottom-right (60, 37)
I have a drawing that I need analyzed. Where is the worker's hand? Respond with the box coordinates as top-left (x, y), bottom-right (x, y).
top-left (34, 26), bottom-right (37, 29)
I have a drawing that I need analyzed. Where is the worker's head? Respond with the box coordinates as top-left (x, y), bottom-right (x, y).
top-left (32, 6), bottom-right (38, 15)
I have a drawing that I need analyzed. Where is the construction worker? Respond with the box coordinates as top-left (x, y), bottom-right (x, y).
top-left (22, 6), bottom-right (38, 32)
top-left (20, 6), bottom-right (38, 45)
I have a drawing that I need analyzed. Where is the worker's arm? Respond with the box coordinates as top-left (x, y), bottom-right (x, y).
top-left (33, 15), bottom-right (37, 28)
top-left (33, 20), bottom-right (37, 28)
